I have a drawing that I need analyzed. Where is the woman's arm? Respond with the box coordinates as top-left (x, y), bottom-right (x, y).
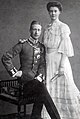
top-left (58, 53), bottom-right (67, 75)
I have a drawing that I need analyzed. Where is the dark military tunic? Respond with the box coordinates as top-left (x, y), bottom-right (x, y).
top-left (1, 37), bottom-right (46, 83)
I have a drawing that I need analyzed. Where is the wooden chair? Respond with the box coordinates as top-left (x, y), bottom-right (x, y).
top-left (0, 78), bottom-right (36, 119)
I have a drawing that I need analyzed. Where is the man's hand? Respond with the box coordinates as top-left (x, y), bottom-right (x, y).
top-left (35, 74), bottom-right (43, 82)
top-left (12, 70), bottom-right (22, 78)
top-left (36, 76), bottom-right (42, 82)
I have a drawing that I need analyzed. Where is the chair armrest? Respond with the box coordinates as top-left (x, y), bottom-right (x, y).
top-left (0, 79), bottom-right (23, 97)
top-left (0, 79), bottom-right (18, 87)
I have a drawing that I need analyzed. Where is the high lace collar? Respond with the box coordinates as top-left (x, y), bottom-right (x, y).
top-left (48, 19), bottom-right (60, 27)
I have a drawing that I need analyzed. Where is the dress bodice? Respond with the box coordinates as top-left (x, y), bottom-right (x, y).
top-left (44, 20), bottom-right (61, 49)
top-left (43, 20), bottom-right (74, 57)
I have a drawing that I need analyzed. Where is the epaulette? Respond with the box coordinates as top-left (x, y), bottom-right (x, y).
top-left (18, 39), bottom-right (28, 43)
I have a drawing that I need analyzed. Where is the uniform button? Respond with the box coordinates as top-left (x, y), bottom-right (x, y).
top-left (35, 61), bottom-right (37, 63)
top-left (34, 60), bottom-right (37, 63)
top-left (34, 57), bottom-right (36, 59)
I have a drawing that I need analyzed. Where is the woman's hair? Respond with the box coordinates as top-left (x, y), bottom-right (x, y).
top-left (46, 1), bottom-right (63, 12)
top-left (30, 20), bottom-right (42, 31)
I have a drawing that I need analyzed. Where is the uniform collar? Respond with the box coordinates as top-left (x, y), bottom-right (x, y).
top-left (28, 36), bottom-right (39, 45)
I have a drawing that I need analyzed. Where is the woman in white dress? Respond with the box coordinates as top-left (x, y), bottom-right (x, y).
top-left (42, 1), bottom-right (80, 119)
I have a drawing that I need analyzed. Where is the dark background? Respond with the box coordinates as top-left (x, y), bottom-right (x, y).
top-left (0, 0), bottom-right (80, 115)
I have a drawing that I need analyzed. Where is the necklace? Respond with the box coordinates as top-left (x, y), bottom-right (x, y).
top-left (27, 39), bottom-right (41, 53)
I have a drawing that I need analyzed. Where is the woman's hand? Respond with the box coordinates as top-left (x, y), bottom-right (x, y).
top-left (12, 70), bottom-right (22, 78)
top-left (58, 67), bottom-right (64, 76)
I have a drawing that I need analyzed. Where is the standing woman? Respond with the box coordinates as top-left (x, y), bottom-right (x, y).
top-left (42, 1), bottom-right (80, 119)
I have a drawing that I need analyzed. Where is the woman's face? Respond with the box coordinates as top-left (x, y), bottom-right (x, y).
top-left (49, 6), bottom-right (60, 21)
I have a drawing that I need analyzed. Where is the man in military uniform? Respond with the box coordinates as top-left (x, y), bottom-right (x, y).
top-left (1, 20), bottom-right (60, 119)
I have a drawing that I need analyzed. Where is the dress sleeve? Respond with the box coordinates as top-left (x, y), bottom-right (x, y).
top-left (58, 24), bottom-right (74, 57)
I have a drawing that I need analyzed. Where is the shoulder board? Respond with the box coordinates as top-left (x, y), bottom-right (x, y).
top-left (18, 39), bottom-right (28, 43)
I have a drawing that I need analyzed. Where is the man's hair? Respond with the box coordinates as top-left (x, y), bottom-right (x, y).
top-left (30, 20), bottom-right (42, 31)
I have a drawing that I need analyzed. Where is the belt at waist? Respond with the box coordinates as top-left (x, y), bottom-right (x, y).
top-left (47, 48), bottom-right (57, 53)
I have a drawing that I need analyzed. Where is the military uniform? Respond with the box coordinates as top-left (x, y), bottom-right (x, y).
top-left (2, 37), bottom-right (46, 82)
top-left (1, 36), bottom-right (60, 119)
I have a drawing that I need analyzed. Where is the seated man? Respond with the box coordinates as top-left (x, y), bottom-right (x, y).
top-left (1, 20), bottom-right (61, 119)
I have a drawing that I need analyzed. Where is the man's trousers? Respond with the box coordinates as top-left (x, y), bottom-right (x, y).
top-left (23, 79), bottom-right (61, 119)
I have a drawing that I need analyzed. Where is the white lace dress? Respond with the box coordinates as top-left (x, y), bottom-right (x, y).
top-left (42, 20), bottom-right (80, 119)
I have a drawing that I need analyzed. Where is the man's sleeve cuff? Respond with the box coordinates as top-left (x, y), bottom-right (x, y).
top-left (9, 67), bottom-right (18, 77)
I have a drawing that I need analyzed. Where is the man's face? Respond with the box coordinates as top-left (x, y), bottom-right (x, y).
top-left (30, 24), bottom-right (42, 40)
